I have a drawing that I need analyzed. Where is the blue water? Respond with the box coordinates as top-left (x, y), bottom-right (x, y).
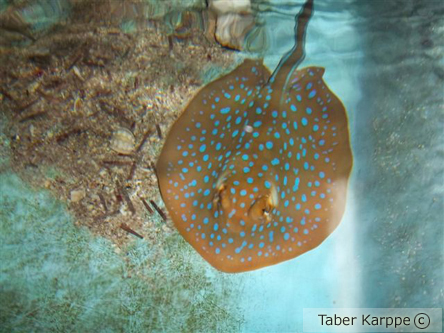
top-left (238, 0), bottom-right (443, 331)
top-left (0, 0), bottom-right (442, 332)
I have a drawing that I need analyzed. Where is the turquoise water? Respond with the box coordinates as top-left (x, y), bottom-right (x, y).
top-left (1, 0), bottom-right (443, 332)
top-left (241, 0), bottom-right (443, 330)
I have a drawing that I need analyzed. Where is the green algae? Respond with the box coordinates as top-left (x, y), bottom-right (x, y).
top-left (0, 172), bottom-right (244, 332)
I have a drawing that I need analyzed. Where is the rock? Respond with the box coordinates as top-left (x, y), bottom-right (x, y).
top-left (110, 127), bottom-right (135, 155)
top-left (70, 189), bottom-right (86, 203)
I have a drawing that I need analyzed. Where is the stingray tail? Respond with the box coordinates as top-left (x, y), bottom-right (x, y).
top-left (269, 0), bottom-right (314, 93)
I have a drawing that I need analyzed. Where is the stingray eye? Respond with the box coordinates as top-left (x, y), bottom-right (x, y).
top-left (213, 184), bottom-right (231, 212)
top-left (249, 196), bottom-right (272, 222)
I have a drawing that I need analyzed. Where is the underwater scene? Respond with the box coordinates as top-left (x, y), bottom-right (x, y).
top-left (0, 0), bottom-right (443, 332)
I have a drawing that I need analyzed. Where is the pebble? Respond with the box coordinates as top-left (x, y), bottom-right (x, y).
top-left (70, 189), bottom-right (86, 202)
top-left (110, 128), bottom-right (135, 155)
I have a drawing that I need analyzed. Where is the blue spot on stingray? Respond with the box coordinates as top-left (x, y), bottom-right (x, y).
top-left (301, 118), bottom-right (308, 126)
top-left (308, 90), bottom-right (316, 98)
top-left (293, 178), bottom-right (300, 192)
top-left (264, 181), bottom-right (271, 189)
top-left (291, 104), bottom-right (297, 112)
top-left (220, 107), bottom-right (230, 114)
top-left (199, 144), bottom-right (206, 153)
top-left (306, 107), bottom-right (312, 115)
top-left (266, 141), bottom-right (273, 149)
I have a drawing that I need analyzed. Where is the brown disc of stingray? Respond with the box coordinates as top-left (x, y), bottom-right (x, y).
top-left (156, 0), bottom-right (353, 273)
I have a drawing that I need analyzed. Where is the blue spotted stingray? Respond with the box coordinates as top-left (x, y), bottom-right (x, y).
top-left (156, 0), bottom-right (353, 273)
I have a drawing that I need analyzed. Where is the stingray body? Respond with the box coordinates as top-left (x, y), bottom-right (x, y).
top-left (157, 0), bottom-right (353, 273)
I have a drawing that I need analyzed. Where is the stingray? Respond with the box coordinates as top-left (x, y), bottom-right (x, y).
top-left (156, 0), bottom-right (353, 273)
